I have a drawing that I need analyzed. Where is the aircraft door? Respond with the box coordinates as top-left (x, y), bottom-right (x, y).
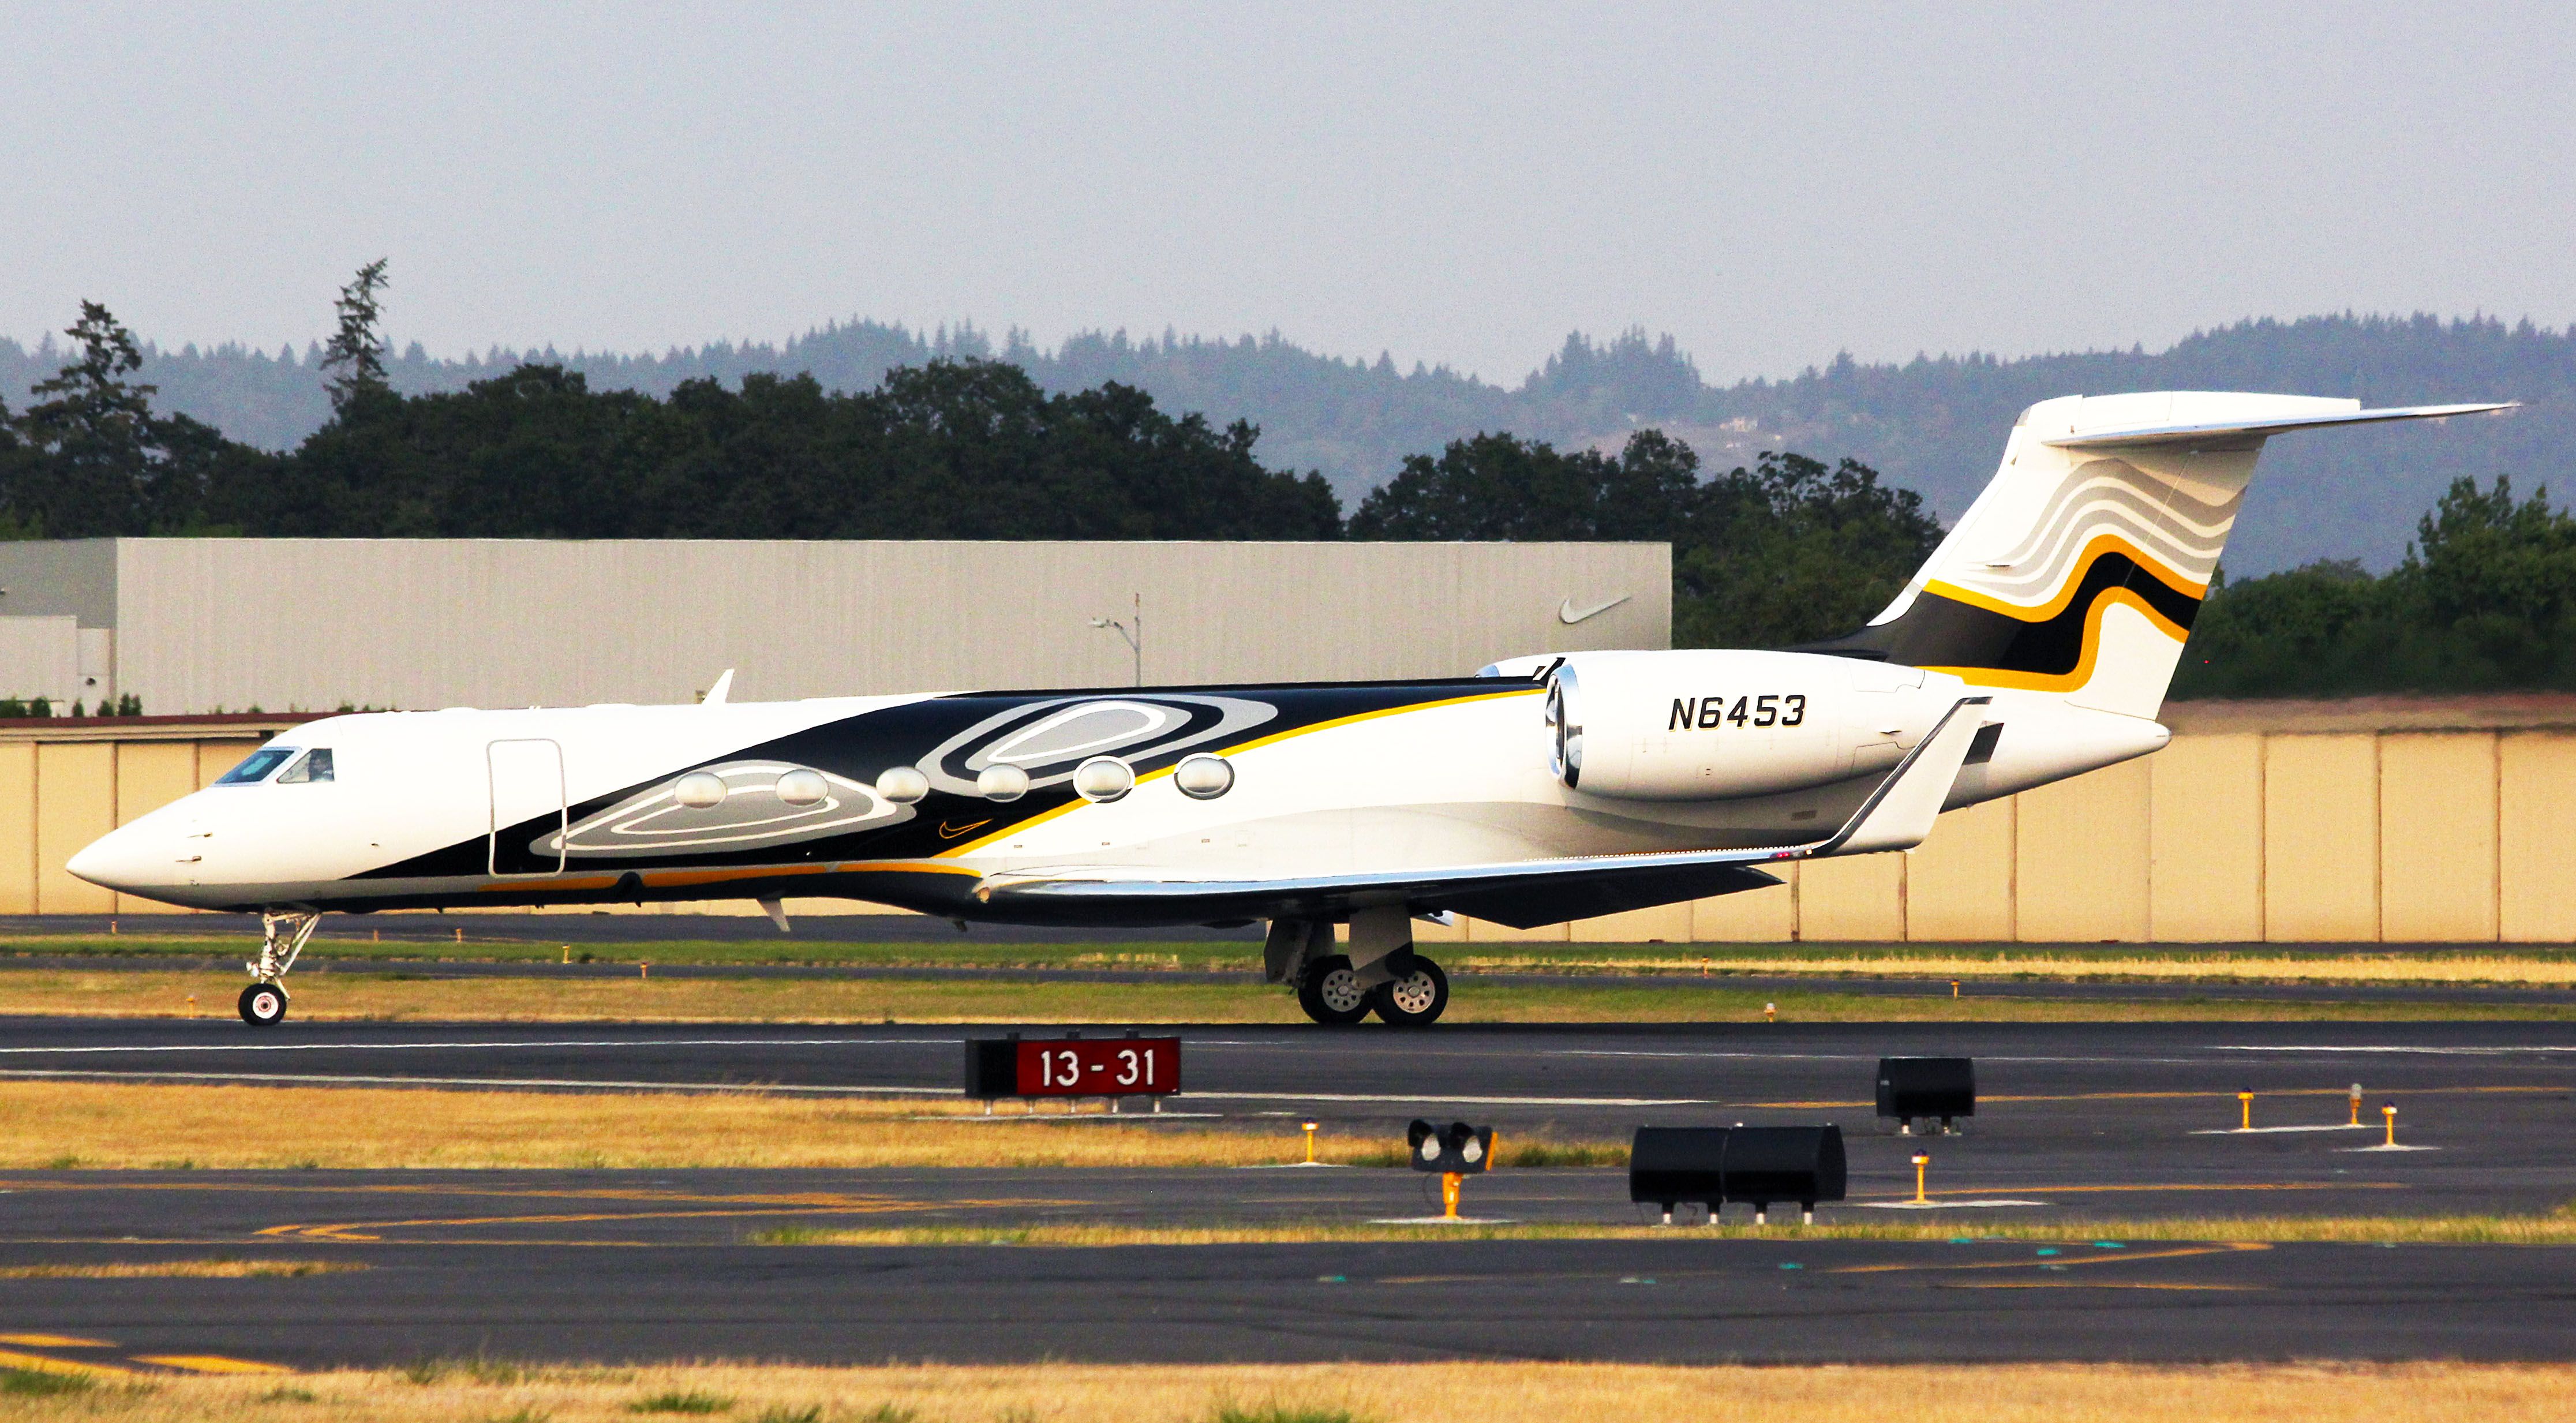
top-left (488, 739), bottom-right (568, 877)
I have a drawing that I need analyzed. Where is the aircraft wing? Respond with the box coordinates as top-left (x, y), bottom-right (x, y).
top-left (975, 696), bottom-right (1992, 928)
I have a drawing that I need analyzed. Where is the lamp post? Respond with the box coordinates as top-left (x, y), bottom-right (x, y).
top-left (1089, 593), bottom-right (1141, 687)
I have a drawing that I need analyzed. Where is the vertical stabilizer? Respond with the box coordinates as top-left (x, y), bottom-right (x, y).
top-left (1806, 392), bottom-right (2508, 719)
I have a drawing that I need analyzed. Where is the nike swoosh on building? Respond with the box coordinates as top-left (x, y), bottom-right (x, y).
top-left (1557, 594), bottom-right (1631, 624)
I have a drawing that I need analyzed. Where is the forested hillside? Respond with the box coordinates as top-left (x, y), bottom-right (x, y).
top-left (6, 290), bottom-right (2573, 701)
top-left (4, 313), bottom-right (2565, 574)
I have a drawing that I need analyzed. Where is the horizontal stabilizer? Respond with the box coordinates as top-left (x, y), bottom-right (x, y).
top-left (2043, 402), bottom-right (2514, 450)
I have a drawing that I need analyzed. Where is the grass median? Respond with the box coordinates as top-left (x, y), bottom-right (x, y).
top-left (20, 931), bottom-right (2576, 988)
top-left (0, 1361), bottom-right (2566, 1422)
top-left (3, 966), bottom-right (2573, 1024)
top-left (0, 1080), bottom-right (1620, 1170)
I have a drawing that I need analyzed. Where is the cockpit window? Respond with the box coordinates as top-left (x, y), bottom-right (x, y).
top-left (214, 748), bottom-right (299, 785)
top-left (277, 748), bottom-right (335, 784)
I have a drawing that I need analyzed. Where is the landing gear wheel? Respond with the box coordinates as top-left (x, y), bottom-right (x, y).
top-left (1296, 954), bottom-right (1373, 1026)
top-left (1371, 957), bottom-right (1448, 1028)
top-left (238, 981), bottom-right (288, 1027)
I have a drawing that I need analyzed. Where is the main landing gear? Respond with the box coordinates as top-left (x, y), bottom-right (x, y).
top-left (1371, 954), bottom-right (1449, 1028)
top-left (1272, 911), bottom-right (1450, 1028)
top-left (1296, 954), bottom-right (1372, 1025)
top-left (239, 911), bottom-right (320, 1027)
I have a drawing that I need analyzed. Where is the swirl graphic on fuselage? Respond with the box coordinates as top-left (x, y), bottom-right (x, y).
top-left (542, 761), bottom-right (911, 859)
top-left (918, 695), bottom-right (1278, 795)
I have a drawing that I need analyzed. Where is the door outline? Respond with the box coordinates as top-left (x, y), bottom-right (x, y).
top-left (488, 739), bottom-right (568, 877)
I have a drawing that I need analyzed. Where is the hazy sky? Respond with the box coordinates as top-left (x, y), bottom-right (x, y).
top-left (5, 3), bottom-right (2570, 384)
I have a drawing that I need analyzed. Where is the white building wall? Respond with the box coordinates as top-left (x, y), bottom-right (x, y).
top-left (0, 616), bottom-right (80, 707)
top-left (109, 539), bottom-right (1670, 713)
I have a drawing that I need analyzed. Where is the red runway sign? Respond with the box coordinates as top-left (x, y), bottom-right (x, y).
top-left (1016, 1036), bottom-right (1178, 1095)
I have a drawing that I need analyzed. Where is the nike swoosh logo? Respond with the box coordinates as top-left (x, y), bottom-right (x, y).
top-left (935, 819), bottom-right (993, 841)
top-left (1558, 594), bottom-right (1632, 625)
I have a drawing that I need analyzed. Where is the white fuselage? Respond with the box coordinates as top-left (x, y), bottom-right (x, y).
top-left (68, 649), bottom-right (2166, 923)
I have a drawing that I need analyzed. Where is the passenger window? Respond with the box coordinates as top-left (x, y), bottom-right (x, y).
top-left (278, 748), bottom-right (335, 784)
top-left (214, 748), bottom-right (298, 785)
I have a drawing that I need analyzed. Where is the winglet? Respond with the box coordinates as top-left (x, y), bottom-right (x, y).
top-left (701, 669), bottom-right (735, 706)
top-left (1812, 696), bottom-right (1993, 857)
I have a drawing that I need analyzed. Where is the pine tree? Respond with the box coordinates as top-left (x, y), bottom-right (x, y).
top-left (321, 259), bottom-right (391, 410)
top-left (10, 302), bottom-right (166, 536)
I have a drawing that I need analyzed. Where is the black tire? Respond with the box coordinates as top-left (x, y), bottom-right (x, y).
top-left (238, 981), bottom-right (288, 1027)
top-left (1371, 956), bottom-right (1448, 1028)
top-left (1296, 954), bottom-right (1372, 1025)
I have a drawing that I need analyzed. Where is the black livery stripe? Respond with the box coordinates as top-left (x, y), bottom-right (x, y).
top-left (1799, 551), bottom-right (2200, 677)
top-left (354, 678), bottom-right (1521, 882)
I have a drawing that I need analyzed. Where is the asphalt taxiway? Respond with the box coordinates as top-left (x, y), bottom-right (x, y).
top-left (1, 1233), bottom-right (2570, 1369)
top-left (1, 1018), bottom-right (2571, 1366)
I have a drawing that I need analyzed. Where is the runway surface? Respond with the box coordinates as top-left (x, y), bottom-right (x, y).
top-left (2, 1018), bottom-right (2571, 1367)
top-left (2, 1233), bottom-right (2571, 1369)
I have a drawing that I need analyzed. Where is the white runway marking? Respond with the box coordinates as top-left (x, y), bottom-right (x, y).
top-left (1188, 1091), bottom-right (1705, 1107)
top-left (1545, 1050), bottom-right (2203, 1066)
top-left (2188, 1125), bottom-right (2372, 1135)
top-left (0, 1038), bottom-right (959, 1055)
top-left (2212, 1044), bottom-right (2576, 1055)
top-left (1852, 1199), bottom-right (2049, 1209)
top-left (0, 1068), bottom-right (957, 1094)
top-left (1542, 1050), bottom-right (1878, 1062)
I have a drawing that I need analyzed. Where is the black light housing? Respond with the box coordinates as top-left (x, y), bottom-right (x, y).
top-left (1407, 1119), bottom-right (1493, 1174)
top-left (1876, 1057), bottom-right (1976, 1132)
top-left (1630, 1124), bottom-right (1846, 1223)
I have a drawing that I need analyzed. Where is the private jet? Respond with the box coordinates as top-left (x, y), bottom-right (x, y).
top-left (70, 392), bottom-right (2508, 1026)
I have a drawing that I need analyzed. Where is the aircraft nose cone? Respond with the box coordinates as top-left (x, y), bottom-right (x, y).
top-left (66, 824), bottom-right (162, 893)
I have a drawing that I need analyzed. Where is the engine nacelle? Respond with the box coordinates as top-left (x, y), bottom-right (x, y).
top-left (1544, 649), bottom-right (1960, 800)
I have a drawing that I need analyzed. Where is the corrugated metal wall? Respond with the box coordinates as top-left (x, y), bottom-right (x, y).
top-left (10, 711), bottom-right (2572, 943)
top-left (0, 727), bottom-right (276, 915)
top-left (102, 540), bottom-right (1671, 713)
top-left (1413, 721), bottom-right (2575, 946)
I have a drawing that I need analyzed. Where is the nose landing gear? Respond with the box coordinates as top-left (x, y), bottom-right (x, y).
top-left (239, 911), bottom-right (321, 1028)
top-left (238, 980), bottom-right (288, 1026)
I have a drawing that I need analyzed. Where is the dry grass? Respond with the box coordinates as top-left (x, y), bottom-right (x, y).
top-left (31, 931), bottom-right (2576, 988)
top-left (0, 1080), bottom-right (1611, 1170)
top-left (754, 1209), bottom-right (2576, 1248)
top-left (1, 1361), bottom-right (2571, 1422)
top-left (2, 967), bottom-right (2571, 1025)
top-left (0, 1259), bottom-right (365, 1279)
top-left (1487, 949), bottom-right (2576, 987)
